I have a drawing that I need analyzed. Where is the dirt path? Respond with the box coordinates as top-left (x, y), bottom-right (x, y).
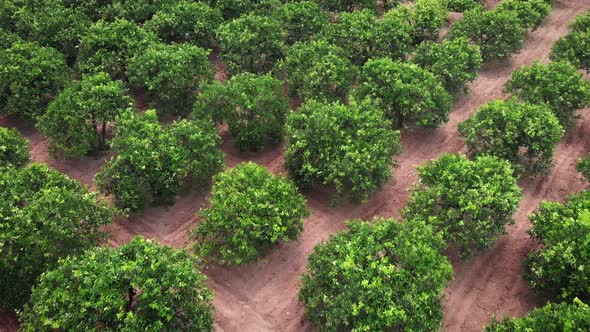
top-left (2, 1), bottom-right (590, 331)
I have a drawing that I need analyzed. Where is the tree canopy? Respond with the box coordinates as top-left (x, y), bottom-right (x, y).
top-left (459, 98), bottom-right (564, 175)
top-left (0, 163), bottom-right (116, 310)
top-left (353, 58), bottom-right (452, 128)
top-left (193, 72), bottom-right (288, 151)
top-left (37, 72), bottom-right (133, 158)
top-left (404, 154), bottom-right (523, 258)
top-left (193, 162), bottom-right (309, 265)
top-left (284, 99), bottom-right (402, 204)
top-left (0, 127), bottom-right (29, 168)
top-left (20, 236), bottom-right (214, 331)
top-left (299, 218), bottom-right (453, 331)
top-left (96, 110), bottom-right (224, 211)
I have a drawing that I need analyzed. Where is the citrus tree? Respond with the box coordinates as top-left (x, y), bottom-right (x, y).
top-left (193, 73), bottom-right (288, 151)
top-left (0, 42), bottom-right (69, 119)
top-left (448, 7), bottom-right (525, 62)
top-left (353, 58), bottom-right (452, 128)
top-left (216, 14), bottom-right (285, 75)
top-left (550, 11), bottom-right (590, 71)
top-left (485, 299), bottom-right (590, 331)
top-left (127, 42), bottom-right (212, 115)
top-left (312, 0), bottom-right (379, 12)
top-left (275, 40), bottom-right (358, 103)
top-left (193, 162), bottom-right (309, 265)
top-left (404, 154), bottom-right (523, 258)
top-left (275, 1), bottom-right (329, 45)
top-left (77, 18), bottom-right (156, 78)
top-left (284, 99), bottom-right (402, 204)
top-left (0, 163), bottom-right (116, 310)
top-left (525, 190), bottom-right (590, 302)
top-left (459, 98), bottom-right (564, 175)
top-left (299, 218), bottom-right (453, 331)
top-left (577, 156), bottom-right (590, 183)
top-left (215, 0), bottom-right (281, 19)
top-left (0, 127), bottom-right (29, 168)
top-left (412, 37), bottom-right (482, 92)
top-left (37, 72), bottom-right (133, 158)
top-left (20, 237), bottom-right (214, 331)
top-left (505, 60), bottom-right (590, 128)
top-left (496, 0), bottom-right (552, 30)
top-left (144, 1), bottom-right (222, 48)
top-left (96, 110), bottom-right (224, 211)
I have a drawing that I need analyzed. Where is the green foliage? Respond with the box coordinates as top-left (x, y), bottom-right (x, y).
top-left (0, 163), bottom-right (116, 310)
top-left (320, 9), bottom-right (414, 65)
top-left (459, 98), bottom-right (564, 175)
top-left (13, 0), bottom-right (92, 60)
top-left (312, 0), bottom-right (379, 12)
top-left (404, 154), bottom-right (523, 258)
top-left (37, 72), bottom-right (133, 158)
top-left (276, 1), bottom-right (329, 45)
top-left (144, 1), bottom-right (222, 48)
top-left (284, 99), bottom-right (402, 204)
top-left (193, 73), bottom-right (288, 151)
top-left (413, 37), bottom-right (482, 92)
top-left (353, 58), bottom-right (452, 128)
top-left (377, 8), bottom-right (418, 57)
top-left (217, 14), bottom-right (285, 75)
top-left (447, 0), bottom-right (482, 12)
top-left (215, 0), bottom-right (281, 19)
top-left (104, 0), bottom-right (173, 22)
top-left (20, 236), bottom-right (214, 331)
top-left (504, 60), bottom-right (590, 128)
top-left (412, 0), bottom-right (449, 42)
top-left (550, 31), bottom-right (590, 72)
top-left (525, 190), bottom-right (590, 302)
top-left (448, 7), bottom-right (526, 62)
top-left (496, 0), bottom-right (552, 30)
top-left (77, 19), bottom-right (156, 78)
top-left (275, 40), bottom-right (358, 102)
top-left (0, 42), bottom-right (69, 119)
top-left (570, 11), bottom-right (590, 33)
top-left (0, 28), bottom-right (21, 49)
top-left (59, 0), bottom-right (116, 21)
top-left (299, 218), bottom-right (453, 331)
top-left (127, 42), bottom-right (212, 115)
top-left (96, 110), bottom-right (224, 211)
top-left (485, 299), bottom-right (590, 332)
top-left (577, 156), bottom-right (590, 183)
top-left (0, 127), bottom-right (29, 168)
top-left (193, 162), bottom-right (309, 265)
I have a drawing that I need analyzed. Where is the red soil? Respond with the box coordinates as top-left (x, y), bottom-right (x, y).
top-left (2, 1), bottom-right (590, 330)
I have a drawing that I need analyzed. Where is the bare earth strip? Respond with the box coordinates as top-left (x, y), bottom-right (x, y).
top-left (1, 1), bottom-right (590, 331)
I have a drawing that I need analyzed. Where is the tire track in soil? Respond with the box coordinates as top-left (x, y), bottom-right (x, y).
top-left (1, 1), bottom-right (590, 331)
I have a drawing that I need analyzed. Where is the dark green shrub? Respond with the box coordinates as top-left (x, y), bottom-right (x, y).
top-left (0, 28), bottom-right (21, 49)
top-left (299, 218), bottom-right (453, 331)
top-left (77, 19), bottom-right (156, 78)
top-left (127, 42), bottom-right (212, 115)
top-left (447, 0), bottom-right (482, 12)
top-left (404, 154), bottom-right (523, 258)
top-left (413, 37), bottom-right (482, 92)
top-left (459, 98), bottom-right (564, 175)
top-left (0, 163), bottom-right (116, 310)
top-left (448, 7), bottom-right (526, 62)
top-left (312, 0), bottom-right (380, 12)
top-left (353, 58), bottom-right (452, 128)
top-left (96, 110), bottom-right (224, 211)
top-left (0, 127), bottom-right (29, 168)
top-left (275, 40), bottom-right (357, 102)
top-left (485, 299), bottom-right (590, 332)
top-left (550, 32), bottom-right (590, 72)
top-left (496, 0), bottom-right (552, 29)
top-left (193, 162), bottom-right (309, 265)
top-left (216, 14), bottom-right (285, 75)
top-left (525, 190), bottom-right (590, 302)
top-left (284, 99), bottom-right (402, 204)
top-left (37, 72), bottom-right (133, 158)
top-left (570, 11), bottom-right (590, 33)
top-left (276, 1), bottom-right (329, 45)
top-left (20, 236), bottom-right (214, 331)
top-left (504, 60), bottom-right (590, 128)
top-left (106, 0), bottom-right (172, 22)
top-left (0, 42), bottom-right (69, 119)
top-left (193, 73), bottom-right (288, 151)
top-left (144, 1), bottom-right (222, 48)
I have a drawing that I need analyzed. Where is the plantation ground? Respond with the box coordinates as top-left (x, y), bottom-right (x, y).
top-left (2, 0), bottom-right (590, 331)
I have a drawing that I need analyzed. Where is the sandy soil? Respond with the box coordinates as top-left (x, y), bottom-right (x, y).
top-left (2, 1), bottom-right (590, 331)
